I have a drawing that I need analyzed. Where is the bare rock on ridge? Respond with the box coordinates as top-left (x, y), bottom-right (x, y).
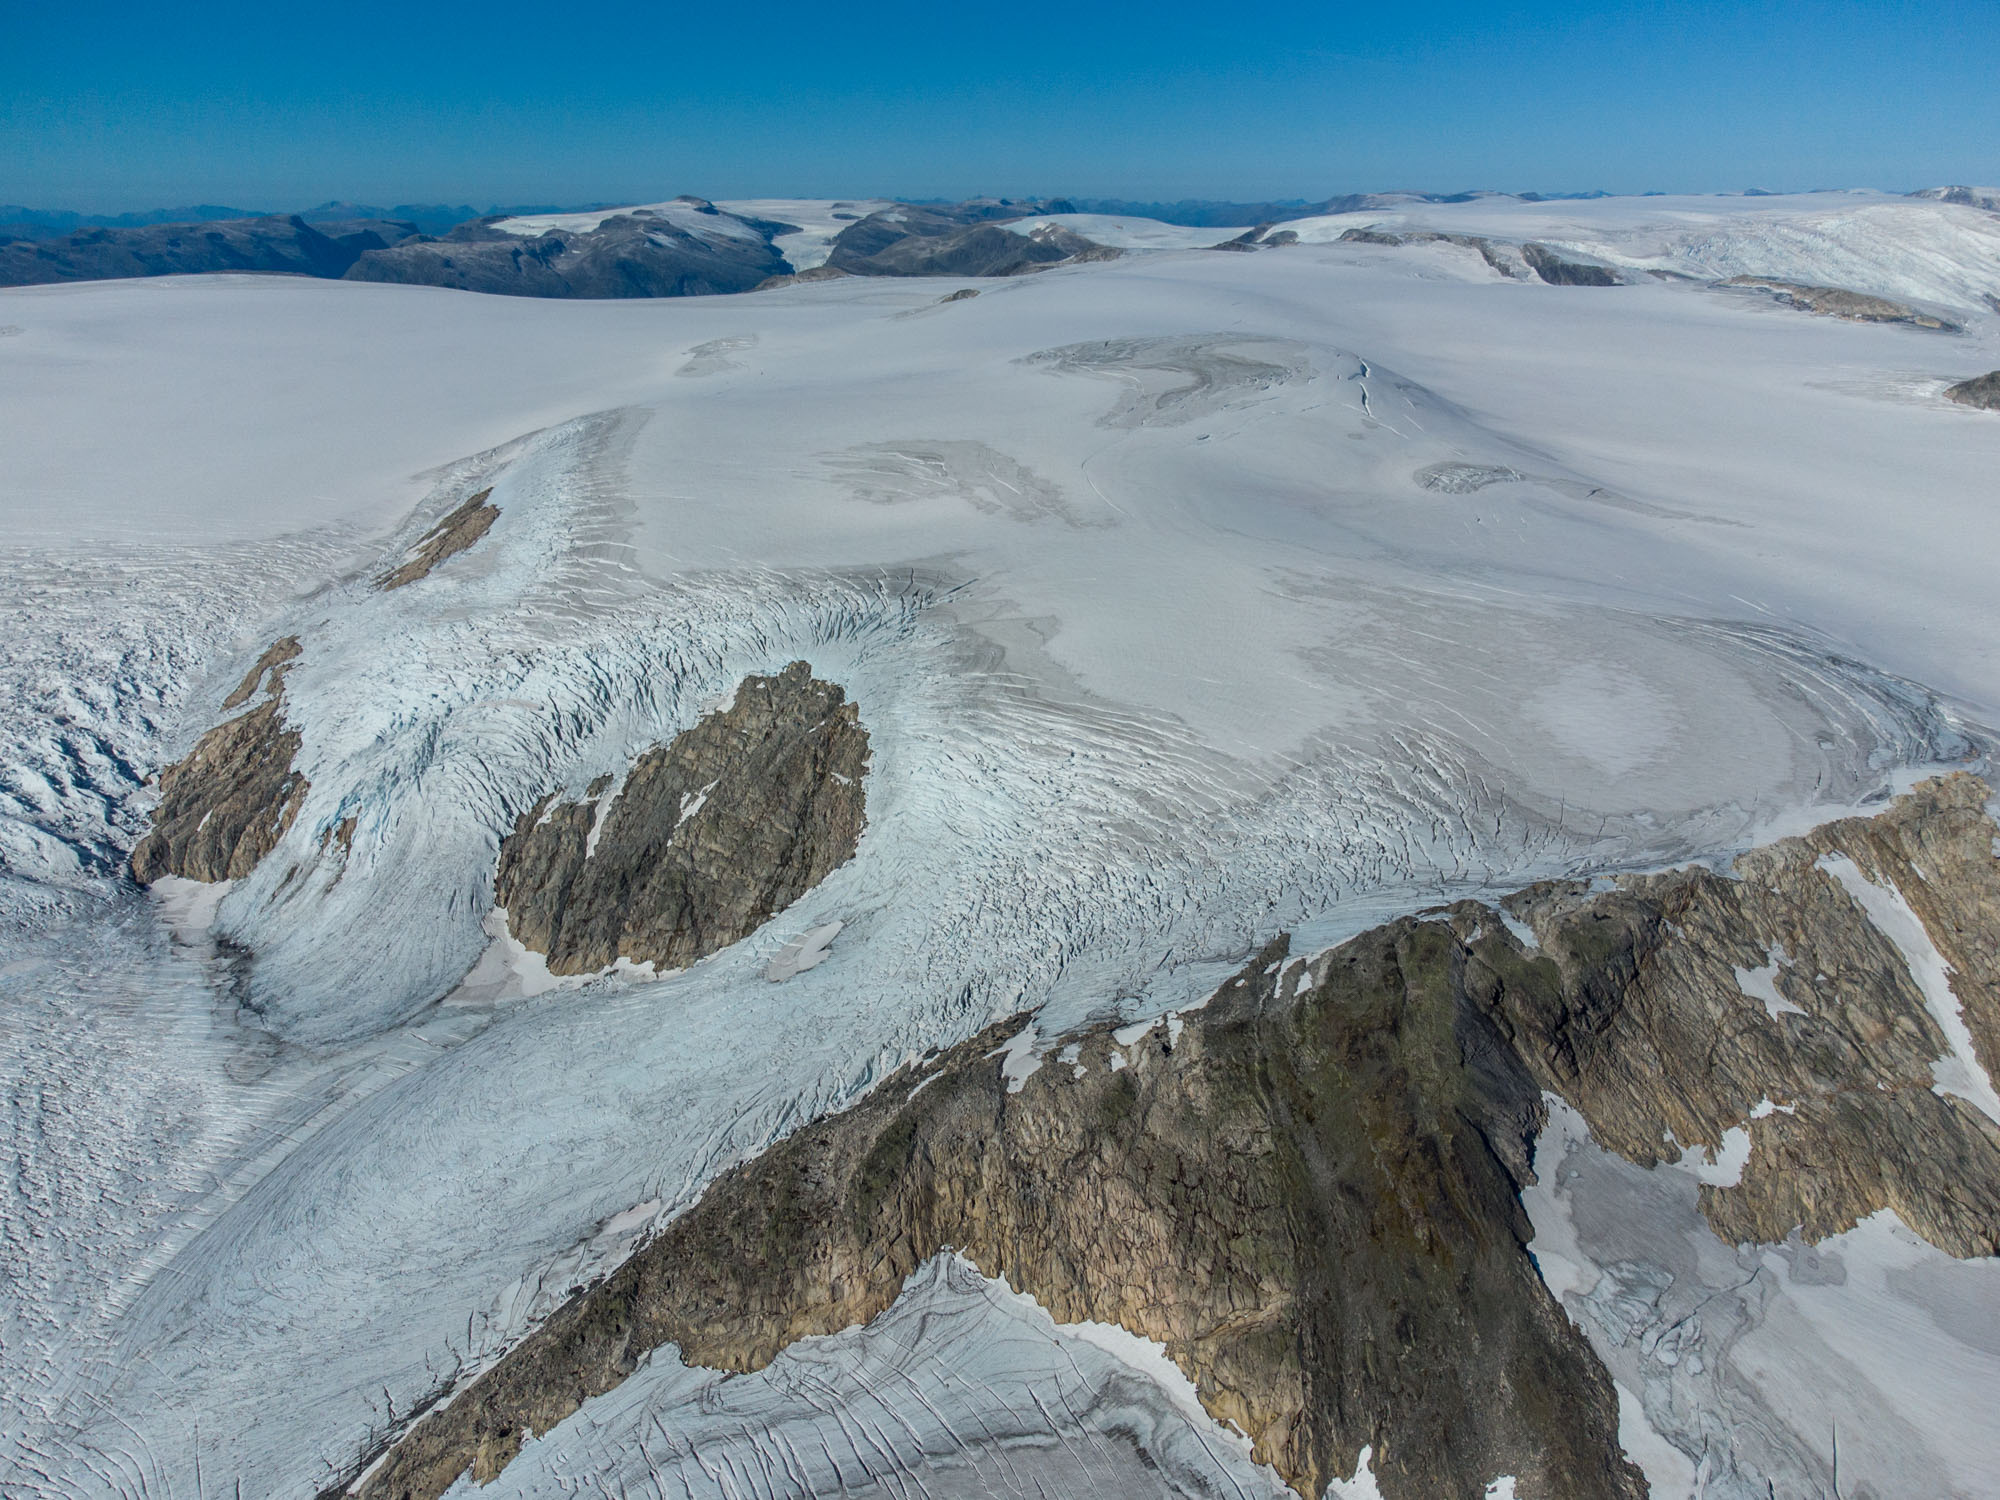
top-left (492, 661), bottom-right (868, 975)
top-left (825, 203), bottom-right (1116, 277)
top-left (130, 638), bottom-right (310, 884)
top-left (1724, 276), bottom-right (1962, 330)
top-left (1521, 242), bottom-right (1621, 286)
top-left (1340, 226), bottom-right (1523, 277)
top-left (1485, 772), bottom-right (2000, 1256)
top-left (351, 927), bottom-right (1643, 1500)
top-left (375, 488), bottom-right (498, 589)
top-left (353, 776), bottom-right (2000, 1500)
top-left (0, 214), bottom-right (410, 288)
top-left (344, 199), bottom-right (792, 298)
top-left (1945, 370), bottom-right (2000, 409)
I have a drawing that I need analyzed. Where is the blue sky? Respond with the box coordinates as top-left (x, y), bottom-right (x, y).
top-left (5, 0), bottom-right (1995, 211)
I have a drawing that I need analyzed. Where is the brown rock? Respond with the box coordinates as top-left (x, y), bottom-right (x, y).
top-left (351, 928), bottom-right (1641, 1500)
top-left (376, 489), bottom-right (498, 590)
top-left (1945, 370), bottom-right (2000, 410)
top-left (492, 662), bottom-right (868, 974)
top-left (1724, 276), bottom-right (1962, 330)
top-left (130, 638), bottom-right (309, 885)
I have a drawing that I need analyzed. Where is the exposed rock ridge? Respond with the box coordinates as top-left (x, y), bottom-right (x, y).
top-left (1520, 242), bottom-right (1621, 286)
top-left (1339, 226), bottom-right (1523, 278)
top-left (1485, 772), bottom-right (2000, 1255)
top-left (350, 776), bottom-right (2000, 1500)
top-left (352, 929), bottom-right (1642, 1500)
top-left (375, 488), bottom-right (498, 589)
top-left (492, 661), bottom-right (868, 975)
top-left (1945, 370), bottom-right (2000, 410)
top-left (130, 637), bottom-right (309, 884)
top-left (1724, 275), bottom-right (1962, 330)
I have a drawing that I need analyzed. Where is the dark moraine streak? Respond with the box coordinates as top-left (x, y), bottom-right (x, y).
top-left (492, 661), bottom-right (868, 975)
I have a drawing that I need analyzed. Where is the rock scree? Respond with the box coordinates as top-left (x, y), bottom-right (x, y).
top-left (130, 637), bottom-right (310, 884)
top-left (375, 488), bottom-right (498, 589)
top-left (492, 661), bottom-right (868, 975)
top-left (350, 776), bottom-right (2000, 1500)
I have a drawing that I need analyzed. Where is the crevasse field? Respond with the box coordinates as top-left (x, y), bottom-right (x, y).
top-left (3, 190), bottom-right (1999, 1499)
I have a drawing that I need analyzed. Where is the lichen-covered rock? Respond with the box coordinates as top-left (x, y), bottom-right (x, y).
top-left (492, 661), bottom-right (868, 975)
top-left (130, 637), bottom-right (309, 884)
top-left (375, 488), bottom-right (497, 589)
top-left (352, 928), bottom-right (1642, 1500)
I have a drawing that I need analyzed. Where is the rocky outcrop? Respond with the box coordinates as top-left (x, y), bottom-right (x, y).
top-left (1725, 276), bottom-right (1962, 330)
top-left (1908, 185), bottom-right (2000, 213)
top-left (130, 638), bottom-right (309, 884)
top-left (1482, 774), bottom-right (2000, 1257)
top-left (1340, 227), bottom-right (1523, 277)
top-left (353, 927), bottom-right (1642, 1500)
top-left (344, 200), bottom-right (792, 298)
top-left (824, 202), bottom-right (1113, 278)
top-left (353, 776), bottom-right (2000, 1500)
top-left (375, 489), bottom-right (498, 589)
top-left (1521, 242), bottom-right (1620, 286)
top-left (0, 215), bottom-right (411, 288)
top-left (492, 662), bottom-right (868, 975)
top-left (1945, 370), bottom-right (2000, 409)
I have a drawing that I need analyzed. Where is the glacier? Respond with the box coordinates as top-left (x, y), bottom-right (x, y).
top-left (1, 189), bottom-right (1997, 1498)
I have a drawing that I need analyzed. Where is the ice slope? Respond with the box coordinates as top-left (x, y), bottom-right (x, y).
top-left (716, 197), bottom-right (897, 270)
top-left (1526, 1098), bottom-right (2000, 1498)
top-left (1295, 191), bottom-right (2000, 313)
top-left (1000, 212), bottom-right (1250, 250)
top-left (1, 203), bottom-right (1998, 1498)
top-left (488, 199), bottom-right (768, 244)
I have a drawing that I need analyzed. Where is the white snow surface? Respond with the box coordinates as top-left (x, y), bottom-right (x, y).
top-left (1526, 1094), bottom-right (2000, 1498)
top-left (1, 194), bottom-right (1997, 1497)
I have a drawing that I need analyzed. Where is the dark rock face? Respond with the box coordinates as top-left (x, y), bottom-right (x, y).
top-left (492, 662), bottom-right (868, 975)
top-left (1725, 276), bottom-right (1962, 330)
top-left (352, 927), bottom-right (1643, 1500)
top-left (343, 200), bottom-right (792, 298)
top-left (824, 203), bottom-right (1113, 278)
top-left (375, 489), bottom-right (498, 589)
top-left (1521, 242), bottom-right (1620, 286)
top-left (130, 638), bottom-right (309, 885)
top-left (1945, 370), bottom-right (2000, 409)
top-left (355, 777), bottom-right (2000, 1500)
top-left (0, 215), bottom-right (409, 287)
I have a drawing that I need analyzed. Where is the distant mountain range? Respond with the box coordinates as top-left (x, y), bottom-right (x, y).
top-left (3, 187), bottom-right (1991, 300)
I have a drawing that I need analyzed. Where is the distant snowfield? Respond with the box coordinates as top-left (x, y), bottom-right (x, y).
top-left (1, 193), bottom-right (1998, 1498)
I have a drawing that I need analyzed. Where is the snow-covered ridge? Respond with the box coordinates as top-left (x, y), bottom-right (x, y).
top-left (1016, 190), bottom-right (2000, 315)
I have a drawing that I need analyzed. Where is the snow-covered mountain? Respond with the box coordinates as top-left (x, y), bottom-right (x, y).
top-left (2, 189), bottom-right (1998, 1499)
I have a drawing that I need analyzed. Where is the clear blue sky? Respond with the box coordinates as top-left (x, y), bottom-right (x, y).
top-left (5, 0), bottom-right (1995, 211)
